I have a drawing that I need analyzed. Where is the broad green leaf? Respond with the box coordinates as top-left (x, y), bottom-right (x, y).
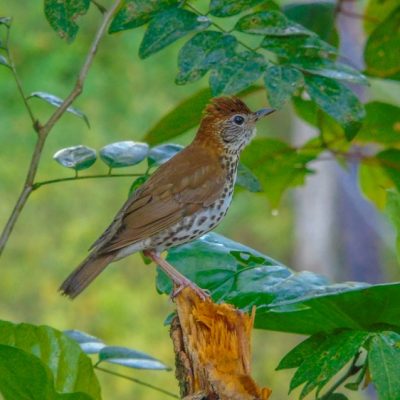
top-left (28, 91), bottom-right (89, 127)
top-left (260, 35), bottom-right (337, 59)
top-left (283, 1), bottom-right (338, 43)
top-left (210, 51), bottom-right (266, 95)
top-left (358, 163), bottom-right (393, 209)
top-left (128, 175), bottom-right (148, 196)
top-left (385, 189), bottom-right (400, 262)
top-left (139, 8), bottom-right (211, 59)
top-left (356, 102), bottom-right (400, 144)
top-left (98, 346), bottom-right (169, 370)
top-left (99, 141), bottom-right (149, 168)
top-left (53, 145), bottom-right (97, 171)
top-left (276, 334), bottom-right (326, 370)
top-left (157, 232), bottom-right (400, 335)
top-left (109, 0), bottom-right (178, 33)
top-left (364, 6), bottom-right (400, 80)
top-left (176, 31), bottom-right (237, 85)
top-left (209, 0), bottom-right (264, 17)
top-left (0, 321), bottom-right (101, 399)
top-left (147, 143), bottom-right (183, 167)
top-left (44, 0), bottom-right (90, 43)
top-left (292, 58), bottom-right (368, 85)
top-left (234, 11), bottom-right (313, 36)
top-left (290, 331), bottom-right (369, 398)
top-left (364, 0), bottom-right (398, 35)
top-left (292, 96), bottom-right (318, 126)
top-left (241, 138), bottom-right (319, 207)
top-left (369, 332), bottom-right (400, 400)
top-left (321, 393), bottom-right (349, 400)
top-left (377, 149), bottom-right (400, 190)
top-left (143, 86), bottom-right (263, 145)
top-left (64, 330), bottom-right (105, 354)
top-left (264, 65), bottom-right (303, 109)
top-left (304, 75), bottom-right (365, 140)
top-left (236, 162), bottom-right (262, 192)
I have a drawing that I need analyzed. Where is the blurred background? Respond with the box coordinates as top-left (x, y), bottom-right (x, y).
top-left (1, 1), bottom-right (399, 399)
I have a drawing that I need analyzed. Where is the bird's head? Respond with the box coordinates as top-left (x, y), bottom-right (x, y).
top-left (195, 96), bottom-right (275, 154)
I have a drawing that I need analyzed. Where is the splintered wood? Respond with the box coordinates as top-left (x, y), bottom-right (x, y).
top-left (170, 287), bottom-right (272, 400)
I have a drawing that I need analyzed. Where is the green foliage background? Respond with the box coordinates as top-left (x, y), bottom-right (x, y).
top-left (1, 0), bottom-right (400, 399)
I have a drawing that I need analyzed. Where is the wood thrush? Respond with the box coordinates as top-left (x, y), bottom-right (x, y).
top-left (60, 96), bottom-right (275, 299)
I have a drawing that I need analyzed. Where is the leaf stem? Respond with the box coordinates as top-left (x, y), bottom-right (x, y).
top-left (32, 172), bottom-right (144, 190)
top-left (0, 0), bottom-right (123, 256)
top-left (95, 366), bottom-right (179, 399)
top-left (91, 0), bottom-right (107, 14)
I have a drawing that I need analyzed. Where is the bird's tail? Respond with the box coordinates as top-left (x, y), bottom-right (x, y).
top-left (59, 253), bottom-right (115, 299)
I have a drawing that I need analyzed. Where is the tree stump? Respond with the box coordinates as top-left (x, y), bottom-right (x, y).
top-left (170, 287), bottom-right (272, 400)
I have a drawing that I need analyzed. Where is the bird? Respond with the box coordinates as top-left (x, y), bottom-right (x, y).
top-left (60, 96), bottom-right (275, 299)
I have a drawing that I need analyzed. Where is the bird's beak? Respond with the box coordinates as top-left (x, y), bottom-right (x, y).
top-left (254, 108), bottom-right (275, 121)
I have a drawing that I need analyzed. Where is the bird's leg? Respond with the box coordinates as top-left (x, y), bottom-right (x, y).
top-left (143, 250), bottom-right (209, 301)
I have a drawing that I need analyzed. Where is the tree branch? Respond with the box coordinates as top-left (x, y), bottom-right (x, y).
top-left (0, 0), bottom-right (123, 256)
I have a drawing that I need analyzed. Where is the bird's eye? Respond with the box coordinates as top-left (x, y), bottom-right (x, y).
top-left (233, 115), bottom-right (245, 125)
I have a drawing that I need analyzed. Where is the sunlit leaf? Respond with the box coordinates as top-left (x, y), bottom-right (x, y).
top-left (264, 65), bottom-right (303, 109)
top-left (235, 11), bottom-right (313, 36)
top-left (147, 143), bottom-right (183, 167)
top-left (385, 189), bottom-right (400, 262)
top-left (139, 8), bottom-right (211, 59)
top-left (98, 346), bottom-right (169, 370)
top-left (210, 51), bottom-right (266, 95)
top-left (53, 145), bottom-right (97, 171)
top-left (109, 0), bottom-right (178, 33)
top-left (176, 31), bottom-right (237, 85)
top-left (209, 0), bottom-right (264, 17)
top-left (64, 330), bottom-right (105, 354)
top-left (364, 6), bottom-right (400, 80)
top-left (99, 141), bottom-right (149, 168)
top-left (236, 162), bottom-right (263, 192)
top-left (369, 332), bottom-right (400, 400)
top-left (28, 91), bottom-right (89, 127)
top-left (364, 0), bottom-right (398, 35)
top-left (44, 0), bottom-right (90, 42)
top-left (0, 320), bottom-right (100, 399)
top-left (304, 75), bottom-right (365, 140)
top-left (377, 149), bottom-right (400, 190)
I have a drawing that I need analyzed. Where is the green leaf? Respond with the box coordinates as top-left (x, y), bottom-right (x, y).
top-left (377, 149), bottom-right (400, 190)
top-left (63, 330), bottom-right (105, 354)
top-left (176, 31), bottom-right (237, 85)
top-left (241, 138), bottom-right (319, 207)
top-left (322, 394), bottom-right (349, 400)
top-left (209, 0), bottom-right (264, 17)
top-left (98, 346), bottom-right (169, 370)
top-left (276, 334), bottom-right (326, 370)
top-left (358, 163), bottom-right (393, 210)
top-left (143, 86), bottom-right (263, 145)
top-left (139, 8), bottom-right (211, 59)
top-left (0, 55), bottom-right (10, 68)
top-left (236, 162), bottom-right (263, 192)
top-left (109, 0), bottom-right (178, 33)
top-left (44, 0), bottom-right (90, 43)
top-left (260, 35), bottom-right (337, 59)
top-left (147, 143), bottom-right (183, 167)
top-left (128, 175), bottom-right (148, 196)
top-left (364, 0), bottom-right (398, 35)
top-left (364, 6), bottom-right (400, 80)
top-left (28, 91), bottom-right (89, 127)
top-left (53, 145), bottom-right (97, 171)
top-left (283, 2), bottom-right (337, 43)
top-left (292, 58), bottom-right (368, 85)
top-left (234, 11), bottom-right (313, 36)
top-left (0, 17), bottom-right (12, 26)
top-left (210, 51), bottom-right (266, 95)
top-left (369, 332), bottom-right (400, 400)
top-left (304, 75), bottom-right (365, 140)
top-left (289, 331), bottom-right (368, 396)
top-left (157, 232), bottom-right (400, 335)
top-left (0, 321), bottom-right (101, 399)
top-left (385, 189), bottom-right (400, 262)
top-left (99, 141), bottom-right (149, 168)
top-left (358, 102), bottom-right (400, 145)
top-left (264, 65), bottom-right (303, 109)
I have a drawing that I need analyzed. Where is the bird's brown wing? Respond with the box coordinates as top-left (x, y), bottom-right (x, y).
top-left (91, 145), bottom-right (226, 254)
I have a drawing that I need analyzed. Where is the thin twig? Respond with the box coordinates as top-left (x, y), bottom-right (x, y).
top-left (32, 172), bottom-right (143, 190)
top-left (91, 0), bottom-right (107, 14)
top-left (338, 8), bottom-right (380, 24)
top-left (95, 366), bottom-right (179, 399)
top-left (0, 0), bottom-right (123, 256)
